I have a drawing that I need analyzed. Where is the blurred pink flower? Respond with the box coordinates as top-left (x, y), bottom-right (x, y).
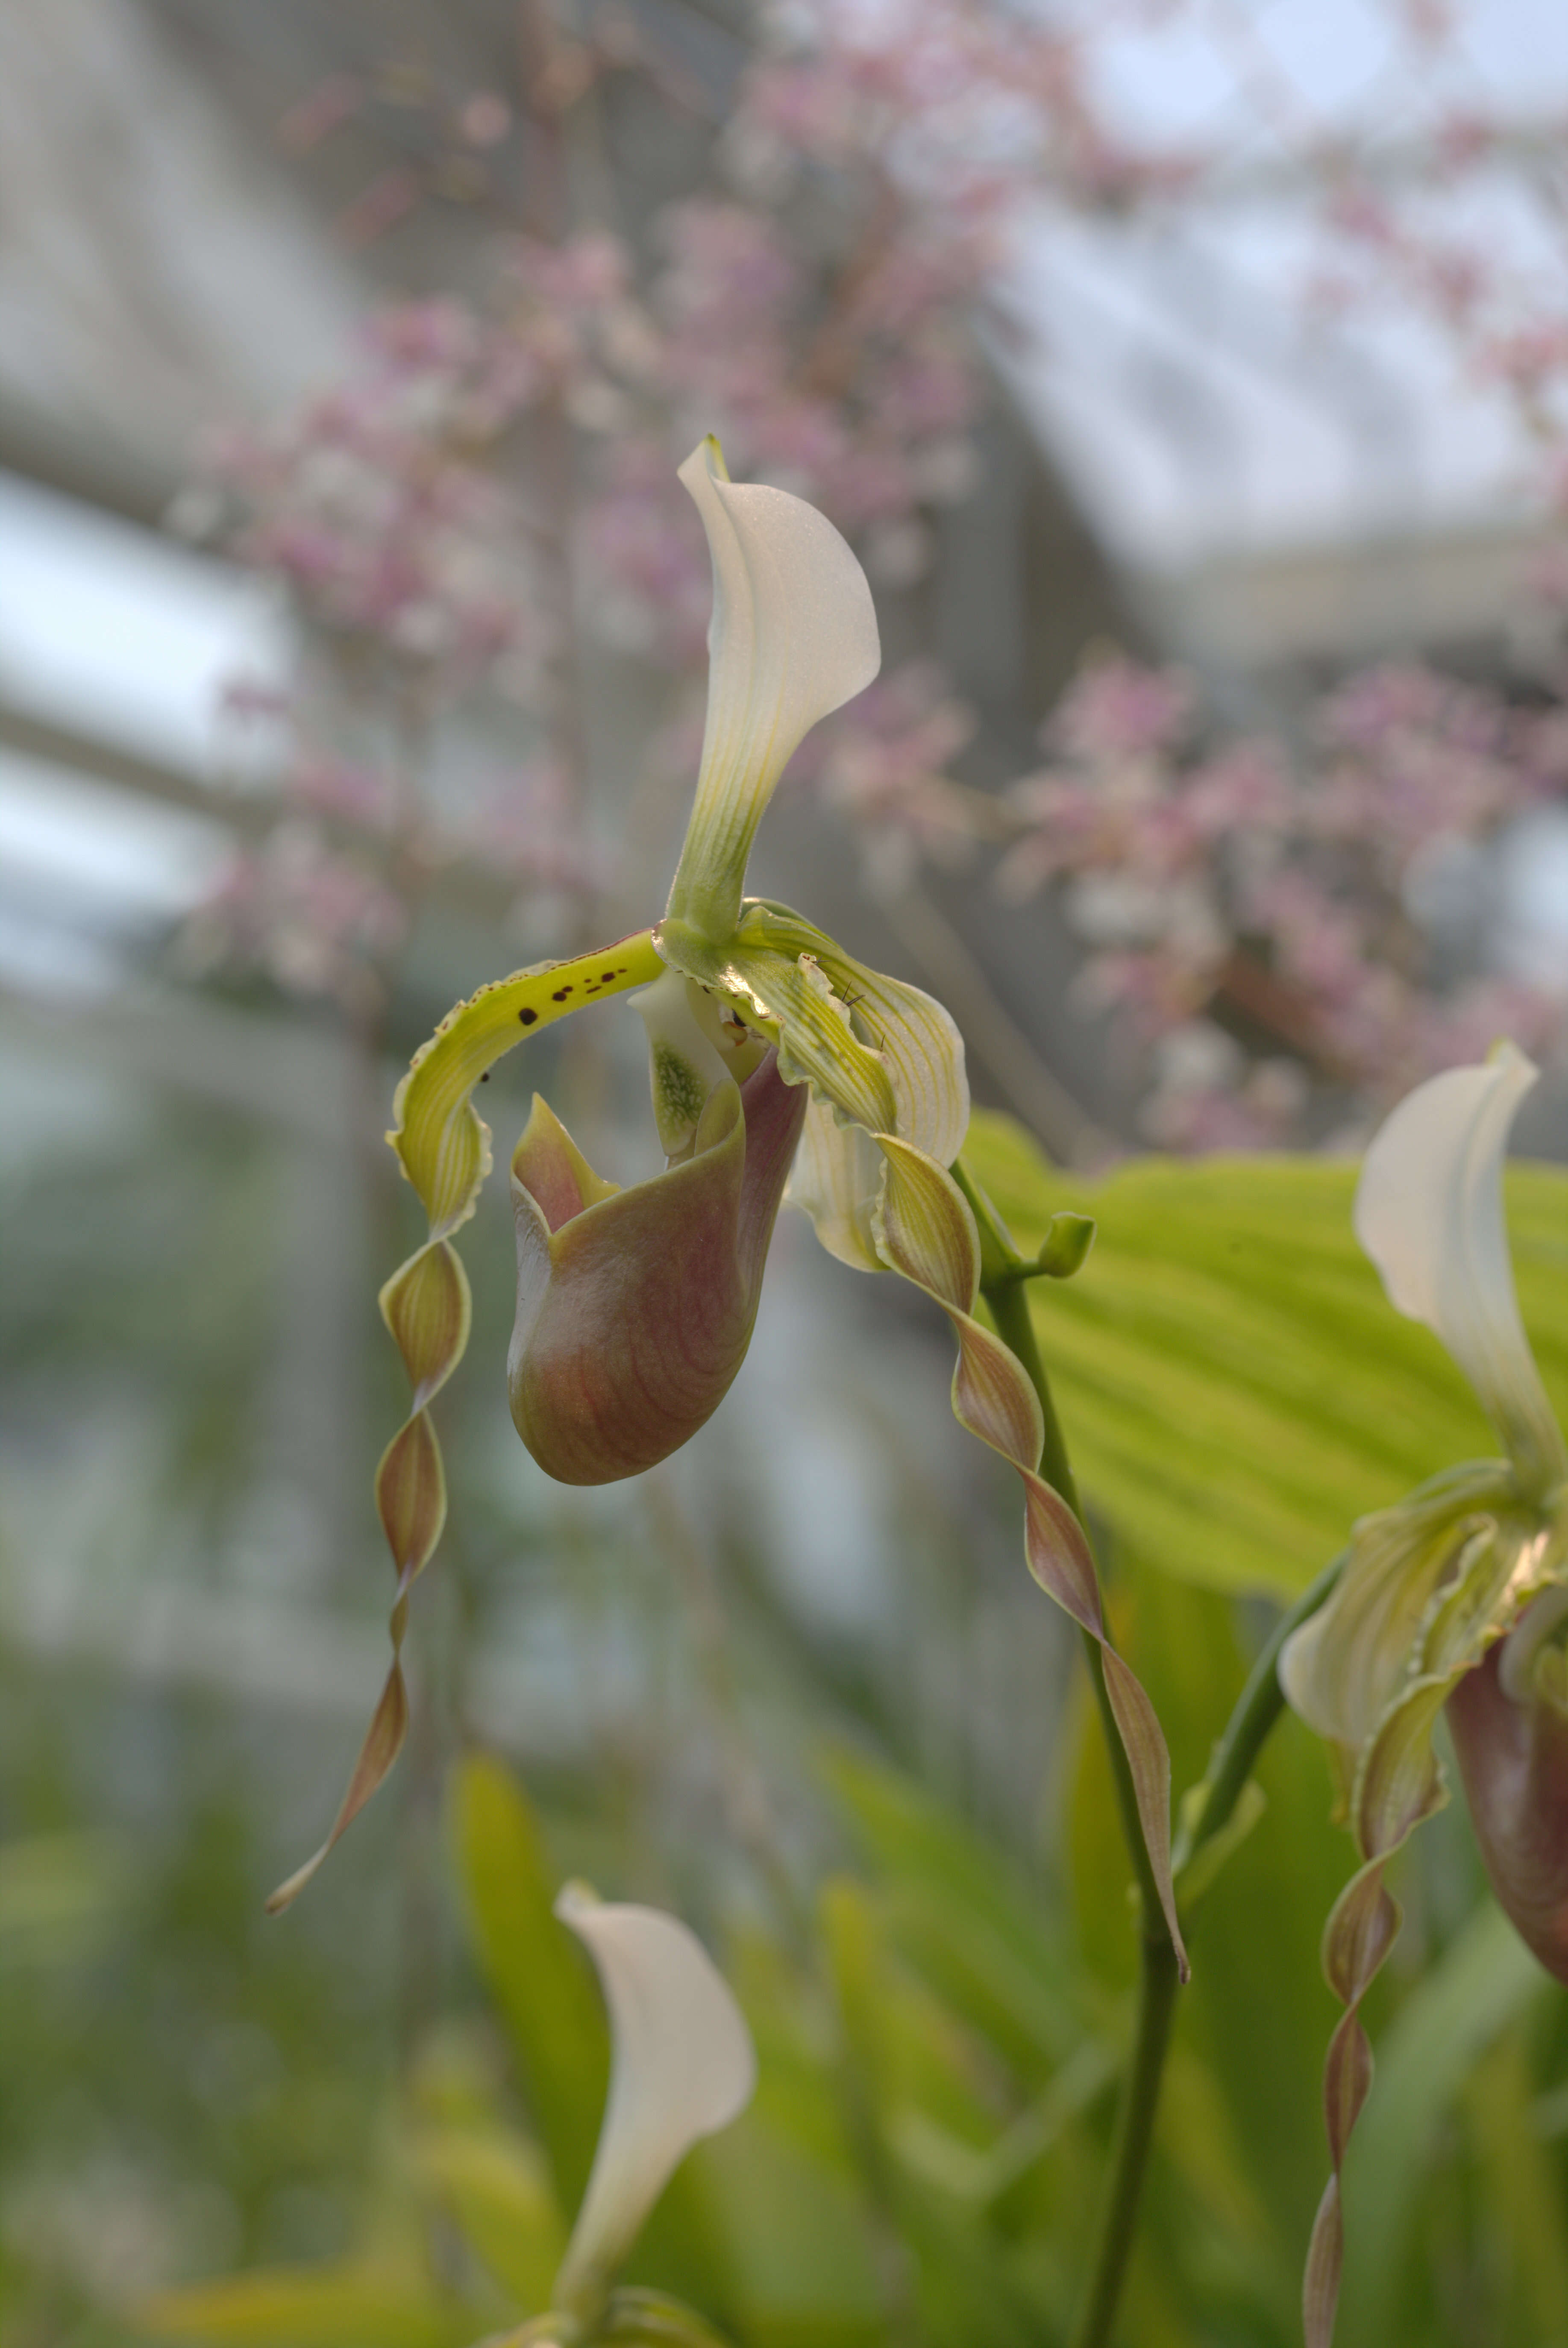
top-left (803, 660), bottom-right (978, 893)
top-left (187, 825), bottom-right (408, 1008)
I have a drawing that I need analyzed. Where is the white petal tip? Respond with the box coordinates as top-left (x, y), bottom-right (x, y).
top-left (1354, 1045), bottom-right (1563, 1491)
top-left (554, 1894), bottom-right (757, 2304)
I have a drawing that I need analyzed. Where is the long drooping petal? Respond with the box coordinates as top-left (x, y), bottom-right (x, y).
top-left (663, 439), bottom-right (881, 945)
top-left (871, 1135), bottom-right (1187, 1977)
top-left (266, 937), bottom-right (662, 1910)
top-left (392, 934), bottom-right (665, 1238)
top-left (1354, 1044), bottom-right (1566, 1500)
top-left (553, 1888), bottom-right (756, 2319)
top-left (508, 1051), bottom-right (806, 1484)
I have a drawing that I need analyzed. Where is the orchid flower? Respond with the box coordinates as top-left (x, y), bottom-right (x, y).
top-left (267, 440), bottom-right (1183, 1979)
top-left (495, 1887), bottom-right (756, 2347)
top-left (262, 434), bottom-right (965, 1908)
top-left (1278, 1043), bottom-right (1568, 2348)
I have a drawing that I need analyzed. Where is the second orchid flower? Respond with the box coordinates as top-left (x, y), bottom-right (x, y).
top-left (1280, 1044), bottom-right (1568, 2348)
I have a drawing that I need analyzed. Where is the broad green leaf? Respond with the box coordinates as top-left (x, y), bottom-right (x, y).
top-left (819, 1743), bottom-right (1082, 2075)
top-left (963, 1111), bottom-right (1568, 1597)
top-left (819, 1874), bottom-right (1013, 2155)
top-left (1336, 1899), bottom-right (1547, 2348)
top-left (0, 1829), bottom-right (121, 1959)
top-left (1464, 2024), bottom-right (1568, 2345)
top-left (135, 2264), bottom-right (481, 2348)
top-left (1155, 2040), bottom-right (1279, 2297)
top-left (412, 2124), bottom-right (566, 2310)
top-left (815, 1878), bottom-right (1070, 2348)
top-left (1067, 1552), bottom-right (1353, 2252)
top-left (451, 1754), bottom-right (608, 2212)
top-left (679, 2124), bottom-right (885, 2348)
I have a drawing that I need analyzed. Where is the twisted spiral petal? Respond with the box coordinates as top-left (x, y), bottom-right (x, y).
top-left (268, 937), bottom-right (662, 1908)
top-left (1298, 1496), bottom-right (1549, 2345)
top-left (870, 1135), bottom-right (1186, 1977)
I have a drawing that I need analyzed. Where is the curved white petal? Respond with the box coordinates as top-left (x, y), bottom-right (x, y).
top-left (1354, 1045), bottom-right (1565, 1496)
top-left (789, 1099), bottom-right (886, 1272)
top-left (552, 1886), bottom-right (756, 2314)
top-left (665, 438), bottom-right (880, 942)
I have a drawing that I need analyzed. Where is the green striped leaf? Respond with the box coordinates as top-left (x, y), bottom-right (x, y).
top-left (962, 1111), bottom-right (1568, 1597)
top-left (135, 2264), bottom-right (482, 2348)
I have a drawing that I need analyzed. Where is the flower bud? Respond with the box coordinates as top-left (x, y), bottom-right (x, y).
top-left (507, 1049), bottom-right (806, 1483)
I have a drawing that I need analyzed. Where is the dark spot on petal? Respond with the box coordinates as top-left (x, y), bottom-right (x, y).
top-left (602, 970), bottom-right (616, 981)
top-left (551, 986), bottom-right (572, 1001)
top-left (519, 1007), bottom-right (538, 1026)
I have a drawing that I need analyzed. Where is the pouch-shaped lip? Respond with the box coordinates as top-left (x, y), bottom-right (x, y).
top-left (1448, 1643), bottom-right (1568, 1983)
top-left (508, 1051), bottom-right (807, 1484)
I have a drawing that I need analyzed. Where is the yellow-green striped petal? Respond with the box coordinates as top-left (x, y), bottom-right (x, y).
top-left (658, 897), bottom-right (969, 1165)
top-left (391, 932), bottom-right (664, 1237)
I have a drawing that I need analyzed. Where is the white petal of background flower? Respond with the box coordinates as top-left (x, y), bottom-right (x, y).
top-left (552, 1885), bottom-right (757, 2313)
top-left (1354, 1045), bottom-right (1566, 1497)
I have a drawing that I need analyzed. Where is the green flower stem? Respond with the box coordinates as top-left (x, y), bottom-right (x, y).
top-left (1070, 1928), bottom-right (1182, 2348)
top-left (954, 1161), bottom-right (1161, 1932)
top-left (1069, 1552), bottom-right (1344, 2348)
top-left (981, 1276), bottom-right (1166, 1936)
top-left (1178, 1548), bottom-right (1346, 1873)
top-left (959, 1157), bottom-right (1341, 2348)
top-left (977, 1270), bottom-right (1171, 2348)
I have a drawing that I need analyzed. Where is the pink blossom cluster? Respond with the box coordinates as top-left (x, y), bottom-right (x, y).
top-left (183, 822), bottom-right (408, 1012)
top-left (740, 0), bottom-right (1188, 223)
top-left (184, 737), bottom-right (602, 1011)
top-left (794, 660), bottom-right (980, 895)
top-left (200, 311), bottom-right (549, 697)
top-left (654, 199), bottom-right (982, 564)
top-left (998, 655), bottom-right (1568, 1147)
top-left (1309, 148), bottom-right (1568, 500)
top-left (185, 1), bottom-right (1568, 1127)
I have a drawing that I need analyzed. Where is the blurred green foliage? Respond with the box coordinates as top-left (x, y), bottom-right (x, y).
top-left (132, 1708), bottom-right (1568, 2348)
top-left (5, 1082), bottom-right (1568, 2348)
